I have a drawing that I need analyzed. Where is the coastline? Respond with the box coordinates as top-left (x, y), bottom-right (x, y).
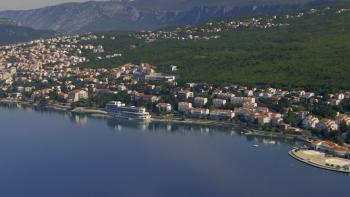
top-left (150, 115), bottom-right (242, 128)
top-left (6, 98), bottom-right (350, 175)
top-left (242, 129), bottom-right (297, 140)
top-left (0, 99), bottom-right (243, 129)
top-left (289, 149), bottom-right (350, 174)
top-left (0, 98), bottom-right (303, 140)
top-left (71, 107), bottom-right (108, 115)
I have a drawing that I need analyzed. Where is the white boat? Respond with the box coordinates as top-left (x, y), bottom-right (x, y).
top-left (106, 101), bottom-right (151, 120)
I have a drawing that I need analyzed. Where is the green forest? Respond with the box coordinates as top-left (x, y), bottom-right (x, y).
top-left (82, 4), bottom-right (350, 91)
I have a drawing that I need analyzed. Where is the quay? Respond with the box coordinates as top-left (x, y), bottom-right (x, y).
top-left (71, 107), bottom-right (108, 115)
top-left (242, 129), bottom-right (295, 140)
top-left (289, 149), bottom-right (350, 174)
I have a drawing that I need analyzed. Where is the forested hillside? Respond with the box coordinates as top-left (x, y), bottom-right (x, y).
top-left (81, 4), bottom-right (350, 91)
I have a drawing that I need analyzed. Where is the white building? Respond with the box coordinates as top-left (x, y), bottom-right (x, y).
top-left (337, 114), bottom-right (350, 126)
top-left (145, 73), bottom-right (176, 83)
top-left (69, 89), bottom-right (89, 102)
top-left (302, 115), bottom-right (320, 129)
top-left (312, 140), bottom-right (348, 157)
top-left (231, 97), bottom-right (255, 105)
top-left (194, 97), bottom-right (208, 106)
top-left (316, 119), bottom-right (338, 131)
top-left (190, 108), bottom-right (210, 118)
top-left (213, 98), bottom-right (227, 108)
top-left (244, 90), bottom-right (254, 97)
top-left (178, 90), bottom-right (194, 99)
top-left (215, 92), bottom-right (235, 100)
top-left (210, 109), bottom-right (235, 120)
top-left (178, 102), bottom-right (192, 113)
top-left (156, 103), bottom-right (172, 112)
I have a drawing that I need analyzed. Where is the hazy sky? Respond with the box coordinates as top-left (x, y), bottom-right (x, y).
top-left (0, 0), bottom-right (106, 10)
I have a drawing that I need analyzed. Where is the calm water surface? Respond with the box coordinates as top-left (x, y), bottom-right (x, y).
top-left (0, 106), bottom-right (348, 197)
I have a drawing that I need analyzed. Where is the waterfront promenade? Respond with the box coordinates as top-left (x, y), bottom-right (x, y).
top-left (289, 149), bottom-right (350, 173)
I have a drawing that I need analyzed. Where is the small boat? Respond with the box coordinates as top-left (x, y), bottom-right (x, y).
top-left (252, 144), bottom-right (260, 147)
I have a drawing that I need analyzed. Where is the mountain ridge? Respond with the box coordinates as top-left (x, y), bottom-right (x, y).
top-left (0, 23), bottom-right (58, 46)
top-left (0, 0), bottom-right (336, 34)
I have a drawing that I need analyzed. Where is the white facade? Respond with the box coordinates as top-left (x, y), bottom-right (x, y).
top-left (213, 99), bottom-right (227, 108)
top-left (194, 97), bottom-right (208, 106)
top-left (190, 108), bottom-right (209, 118)
top-left (69, 90), bottom-right (88, 102)
top-left (231, 97), bottom-right (255, 105)
top-left (302, 116), bottom-right (319, 129)
top-left (210, 110), bottom-right (235, 120)
top-left (316, 119), bottom-right (338, 131)
top-left (156, 103), bottom-right (172, 112)
top-left (178, 102), bottom-right (192, 113)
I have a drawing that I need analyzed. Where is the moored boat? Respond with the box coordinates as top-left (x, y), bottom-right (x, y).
top-left (106, 101), bottom-right (151, 120)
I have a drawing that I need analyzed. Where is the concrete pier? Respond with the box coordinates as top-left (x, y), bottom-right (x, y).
top-left (289, 149), bottom-right (350, 173)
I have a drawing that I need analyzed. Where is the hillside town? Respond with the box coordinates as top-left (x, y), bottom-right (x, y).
top-left (133, 7), bottom-right (350, 42)
top-left (1, 10), bottom-right (350, 157)
top-left (3, 1), bottom-right (350, 195)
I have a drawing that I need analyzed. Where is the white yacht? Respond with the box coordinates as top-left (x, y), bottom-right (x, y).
top-left (106, 101), bottom-right (151, 120)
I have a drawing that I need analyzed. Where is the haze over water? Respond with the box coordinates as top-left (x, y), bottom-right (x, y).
top-left (0, 106), bottom-right (348, 197)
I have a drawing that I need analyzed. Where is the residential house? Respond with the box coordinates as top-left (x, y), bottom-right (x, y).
top-left (190, 108), bottom-right (210, 118)
top-left (297, 111), bottom-right (309, 120)
top-left (234, 106), bottom-right (256, 116)
top-left (178, 102), bottom-right (192, 113)
top-left (312, 140), bottom-right (348, 157)
top-left (302, 92), bottom-right (315, 99)
top-left (244, 90), bottom-right (254, 97)
top-left (178, 90), bottom-right (194, 99)
top-left (330, 99), bottom-right (341, 106)
top-left (69, 89), bottom-right (88, 102)
top-left (156, 103), bottom-right (172, 112)
top-left (145, 73), bottom-right (176, 83)
top-left (231, 97), bottom-right (255, 105)
top-left (135, 93), bottom-right (160, 104)
top-left (9, 92), bottom-right (22, 100)
top-left (268, 112), bottom-right (283, 126)
top-left (194, 97), bottom-right (208, 106)
top-left (257, 107), bottom-right (269, 114)
top-left (213, 98), bottom-right (227, 108)
top-left (344, 92), bottom-right (350, 99)
top-left (210, 109), bottom-right (235, 120)
top-left (215, 92), bottom-right (235, 100)
top-left (302, 115), bottom-right (319, 129)
top-left (242, 102), bottom-right (257, 108)
top-left (334, 93), bottom-right (345, 100)
top-left (30, 91), bottom-right (41, 102)
top-left (253, 113), bottom-right (271, 125)
top-left (170, 65), bottom-right (178, 71)
top-left (336, 114), bottom-right (350, 126)
top-left (316, 119), bottom-right (338, 131)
